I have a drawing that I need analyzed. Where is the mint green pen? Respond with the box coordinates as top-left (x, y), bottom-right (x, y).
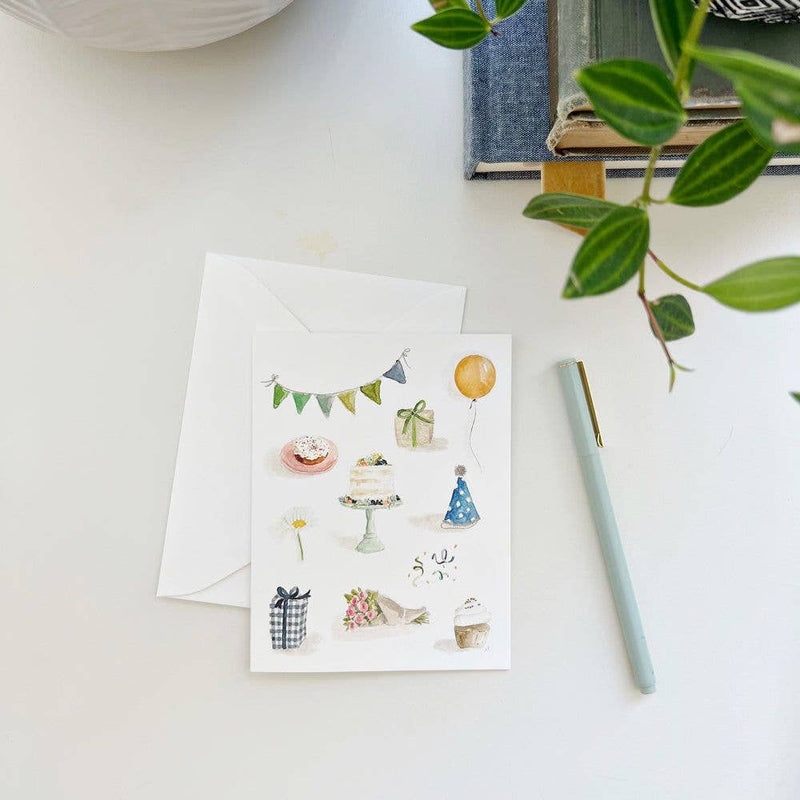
top-left (558, 358), bottom-right (656, 695)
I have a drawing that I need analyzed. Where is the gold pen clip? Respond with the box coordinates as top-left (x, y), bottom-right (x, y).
top-left (576, 361), bottom-right (604, 448)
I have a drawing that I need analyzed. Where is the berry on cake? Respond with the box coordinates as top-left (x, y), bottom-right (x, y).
top-left (342, 453), bottom-right (401, 506)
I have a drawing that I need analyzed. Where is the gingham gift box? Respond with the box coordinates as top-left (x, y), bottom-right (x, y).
top-left (270, 586), bottom-right (311, 650)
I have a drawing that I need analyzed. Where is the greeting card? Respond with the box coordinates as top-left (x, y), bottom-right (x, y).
top-left (250, 333), bottom-right (511, 672)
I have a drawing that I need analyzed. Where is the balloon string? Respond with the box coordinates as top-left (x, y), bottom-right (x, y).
top-left (468, 399), bottom-right (482, 472)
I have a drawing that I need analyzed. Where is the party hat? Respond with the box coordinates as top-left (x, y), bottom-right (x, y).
top-left (441, 465), bottom-right (480, 529)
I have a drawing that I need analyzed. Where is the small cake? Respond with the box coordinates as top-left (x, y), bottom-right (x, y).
top-left (343, 453), bottom-right (400, 506)
top-left (454, 598), bottom-right (491, 649)
top-left (293, 435), bottom-right (330, 466)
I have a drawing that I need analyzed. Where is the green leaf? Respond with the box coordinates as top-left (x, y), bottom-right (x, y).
top-left (703, 257), bottom-right (800, 311)
top-left (495, 0), bottom-right (528, 20)
top-left (429, 0), bottom-right (469, 10)
top-left (737, 83), bottom-right (800, 155)
top-left (522, 193), bottom-right (620, 229)
top-left (668, 121), bottom-right (773, 207)
top-left (563, 206), bottom-right (650, 298)
top-left (411, 8), bottom-right (490, 49)
top-left (686, 46), bottom-right (800, 152)
top-left (791, 392), bottom-right (800, 405)
top-left (648, 294), bottom-right (695, 341)
top-left (648, 0), bottom-right (695, 77)
top-left (575, 60), bottom-right (686, 146)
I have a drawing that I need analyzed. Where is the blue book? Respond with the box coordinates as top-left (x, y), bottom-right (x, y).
top-left (464, 0), bottom-right (800, 180)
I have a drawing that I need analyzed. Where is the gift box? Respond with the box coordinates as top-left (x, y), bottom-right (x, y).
top-left (394, 400), bottom-right (434, 448)
top-left (269, 586), bottom-right (310, 650)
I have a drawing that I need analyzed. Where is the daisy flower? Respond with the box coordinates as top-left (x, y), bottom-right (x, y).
top-left (282, 507), bottom-right (313, 561)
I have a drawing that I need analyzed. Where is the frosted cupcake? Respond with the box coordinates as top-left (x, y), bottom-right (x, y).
top-left (454, 598), bottom-right (491, 649)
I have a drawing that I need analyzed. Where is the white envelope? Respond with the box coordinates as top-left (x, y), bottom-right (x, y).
top-left (157, 253), bottom-right (467, 607)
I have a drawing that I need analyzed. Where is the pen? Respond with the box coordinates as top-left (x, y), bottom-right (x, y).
top-left (557, 358), bottom-right (656, 695)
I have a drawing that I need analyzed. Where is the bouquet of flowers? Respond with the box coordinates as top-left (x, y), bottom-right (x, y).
top-left (342, 587), bottom-right (429, 629)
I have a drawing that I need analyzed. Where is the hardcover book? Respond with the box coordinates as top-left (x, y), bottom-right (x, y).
top-left (464, 0), bottom-right (800, 179)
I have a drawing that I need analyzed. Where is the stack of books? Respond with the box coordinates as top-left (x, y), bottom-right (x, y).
top-left (464, 0), bottom-right (800, 179)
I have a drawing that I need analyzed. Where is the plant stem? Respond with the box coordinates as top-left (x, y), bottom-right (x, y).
top-left (639, 0), bottom-right (712, 203)
top-left (637, 288), bottom-right (680, 391)
top-left (475, 0), bottom-right (488, 22)
top-left (649, 250), bottom-right (703, 292)
top-left (297, 532), bottom-right (304, 561)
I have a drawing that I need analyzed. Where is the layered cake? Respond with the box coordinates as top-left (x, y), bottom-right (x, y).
top-left (454, 598), bottom-right (491, 649)
top-left (293, 435), bottom-right (330, 466)
top-left (342, 453), bottom-right (400, 506)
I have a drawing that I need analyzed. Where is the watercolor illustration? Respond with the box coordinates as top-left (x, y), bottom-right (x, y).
top-left (342, 588), bottom-right (429, 629)
top-left (441, 465), bottom-right (480, 529)
top-left (408, 546), bottom-right (459, 586)
top-left (395, 399), bottom-right (435, 448)
top-left (453, 598), bottom-right (491, 650)
top-left (262, 348), bottom-right (411, 417)
top-left (280, 435), bottom-right (338, 475)
top-left (339, 453), bottom-right (402, 553)
top-left (270, 586), bottom-right (311, 650)
top-left (281, 508), bottom-right (313, 561)
top-left (454, 353), bottom-right (496, 469)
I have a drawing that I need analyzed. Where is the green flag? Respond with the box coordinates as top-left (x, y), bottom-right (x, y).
top-left (360, 380), bottom-right (382, 405)
top-left (338, 390), bottom-right (356, 414)
top-left (316, 394), bottom-right (333, 417)
top-left (293, 392), bottom-right (311, 414)
top-left (273, 384), bottom-right (290, 409)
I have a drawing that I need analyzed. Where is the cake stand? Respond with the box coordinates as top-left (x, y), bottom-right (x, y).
top-left (338, 498), bottom-right (402, 554)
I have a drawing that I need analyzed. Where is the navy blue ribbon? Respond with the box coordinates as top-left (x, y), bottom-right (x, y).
top-left (275, 586), bottom-right (311, 649)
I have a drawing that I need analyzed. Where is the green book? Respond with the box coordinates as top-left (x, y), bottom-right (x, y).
top-left (550, 0), bottom-right (800, 153)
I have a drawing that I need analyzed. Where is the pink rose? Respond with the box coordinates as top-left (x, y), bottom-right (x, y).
top-left (366, 609), bottom-right (377, 621)
top-left (354, 612), bottom-right (365, 625)
top-left (348, 621), bottom-right (356, 630)
top-left (346, 606), bottom-right (356, 618)
top-left (358, 591), bottom-right (366, 600)
top-left (358, 600), bottom-right (369, 613)
top-left (349, 596), bottom-right (358, 607)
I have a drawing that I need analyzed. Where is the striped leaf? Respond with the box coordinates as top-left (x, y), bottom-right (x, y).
top-left (648, 294), bottom-right (695, 341)
top-left (495, 0), bottom-right (528, 19)
top-left (522, 193), bottom-right (620, 229)
top-left (668, 121), bottom-right (773, 207)
top-left (703, 257), bottom-right (800, 311)
top-left (648, 0), bottom-right (695, 77)
top-left (563, 206), bottom-right (650, 298)
top-left (411, 8), bottom-right (490, 49)
top-left (687, 46), bottom-right (800, 153)
top-left (737, 84), bottom-right (800, 155)
top-left (575, 60), bottom-right (686, 146)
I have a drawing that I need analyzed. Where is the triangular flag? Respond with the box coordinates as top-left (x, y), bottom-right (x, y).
top-left (273, 384), bottom-right (290, 409)
top-left (316, 394), bottom-right (333, 417)
top-left (382, 360), bottom-right (407, 384)
top-left (293, 392), bottom-right (312, 414)
top-left (360, 380), bottom-right (382, 405)
top-left (338, 390), bottom-right (356, 414)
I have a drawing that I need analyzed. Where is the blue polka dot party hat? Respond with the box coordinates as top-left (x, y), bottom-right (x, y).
top-left (441, 465), bottom-right (480, 529)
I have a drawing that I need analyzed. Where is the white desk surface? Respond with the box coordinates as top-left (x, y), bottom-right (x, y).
top-left (2, 2), bottom-right (799, 798)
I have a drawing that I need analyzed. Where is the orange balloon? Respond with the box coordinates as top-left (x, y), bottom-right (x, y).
top-left (454, 354), bottom-right (496, 400)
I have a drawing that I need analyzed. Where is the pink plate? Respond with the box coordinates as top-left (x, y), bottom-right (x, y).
top-left (280, 438), bottom-right (338, 475)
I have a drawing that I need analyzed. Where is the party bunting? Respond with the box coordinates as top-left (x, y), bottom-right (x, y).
top-left (293, 392), bottom-right (311, 414)
top-left (338, 390), bottom-right (356, 414)
top-left (273, 384), bottom-right (290, 409)
top-left (360, 380), bottom-right (381, 405)
top-left (382, 359), bottom-right (407, 385)
top-left (261, 349), bottom-right (410, 417)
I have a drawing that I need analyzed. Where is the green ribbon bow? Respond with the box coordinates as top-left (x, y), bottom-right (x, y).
top-left (397, 400), bottom-right (433, 447)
